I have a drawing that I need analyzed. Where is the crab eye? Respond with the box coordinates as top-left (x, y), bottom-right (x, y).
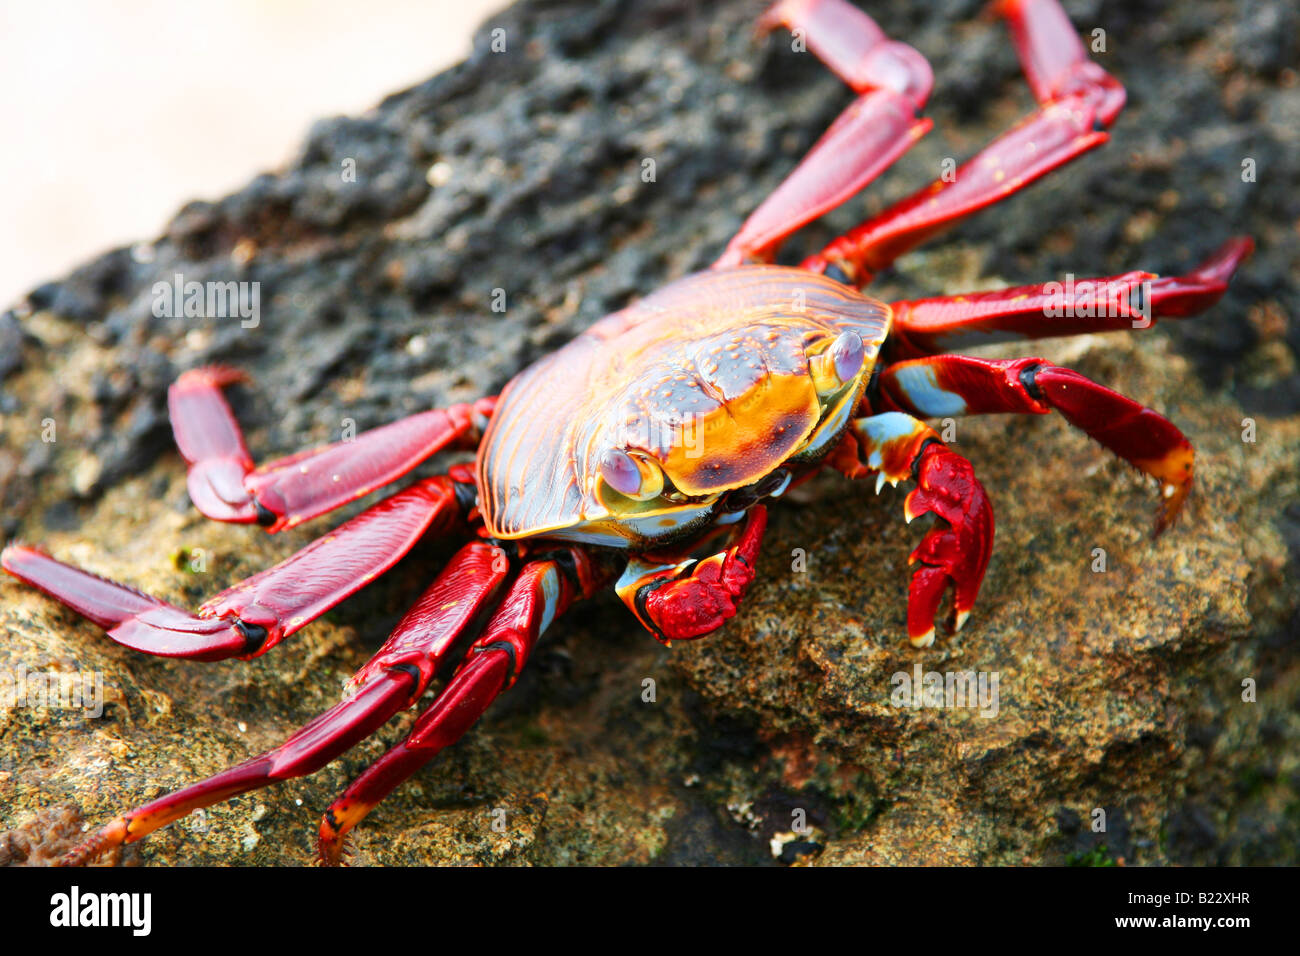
top-left (829, 331), bottom-right (865, 383)
top-left (811, 330), bottom-right (865, 393)
top-left (598, 448), bottom-right (664, 501)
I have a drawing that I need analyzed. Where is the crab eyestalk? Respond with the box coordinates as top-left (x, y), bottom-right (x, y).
top-left (598, 447), bottom-right (665, 501)
top-left (810, 330), bottom-right (866, 395)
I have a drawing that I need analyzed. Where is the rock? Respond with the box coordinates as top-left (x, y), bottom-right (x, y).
top-left (1, 0), bottom-right (1296, 866)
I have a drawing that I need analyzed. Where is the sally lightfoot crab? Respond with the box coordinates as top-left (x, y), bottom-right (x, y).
top-left (3, 0), bottom-right (1251, 864)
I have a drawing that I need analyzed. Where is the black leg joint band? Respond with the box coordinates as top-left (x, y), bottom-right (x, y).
top-left (235, 619), bottom-right (269, 655)
top-left (823, 262), bottom-right (852, 286)
top-left (533, 548), bottom-right (581, 590)
top-left (254, 500), bottom-right (277, 527)
top-left (911, 438), bottom-right (943, 480)
top-left (1019, 362), bottom-right (1046, 402)
top-left (387, 662), bottom-right (422, 686)
top-left (453, 480), bottom-right (479, 516)
top-left (477, 640), bottom-right (518, 685)
top-left (634, 578), bottom-right (675, 644)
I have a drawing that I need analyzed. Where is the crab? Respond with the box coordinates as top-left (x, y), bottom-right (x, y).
top-left (3, 0), bottom-right (1251, 865)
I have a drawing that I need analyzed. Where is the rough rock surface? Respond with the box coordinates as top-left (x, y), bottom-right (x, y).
top-left (1, 0), bottom-right (1296, 866)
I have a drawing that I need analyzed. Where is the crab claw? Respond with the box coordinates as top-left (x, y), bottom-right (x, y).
top-left (643, 549), bottom-right (758, 641)
top-left (902, 443), bottom-right (994, 647)
top-left (617, 508), bottom-right (768, 643)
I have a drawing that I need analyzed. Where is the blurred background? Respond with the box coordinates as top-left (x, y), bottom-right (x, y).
top-left (0, 0), bottom-right (506, 308)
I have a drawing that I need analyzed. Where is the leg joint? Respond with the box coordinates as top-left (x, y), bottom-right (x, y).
top-left (1018, 362), bottom-right (1046, 402)
top-left (453, 479), bottom-right (479, 517)
top-left (476, 640), bottom-right (518, 686)
top-left (254, 500), bottom-right (277, 527)
top-left (235, 619), bottom-right (269, 656)
top-left (911, 437), bottom-right (942, 480)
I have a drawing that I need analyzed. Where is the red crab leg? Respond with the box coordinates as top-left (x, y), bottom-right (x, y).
top-left (1, 476), bottom-right (469, 662)
top-left (828, 414), bottom-right (993, 647)
top-left (614, 507), bottom-right (768, 643)
top-left (316, 548), bottom-right (605, 864)
top-left (802, 0), bottom-right (1126, 286)
top-left (172, 366), bottom-right (494, 531)
top-left (886, 238), bottom-right (1255, 357)
top-left (55, 540), bottom-right (511, 866)
top-left (876, 354), bottom-right (1194, 534)
top-left (713, 0), bottom-right (933, 266)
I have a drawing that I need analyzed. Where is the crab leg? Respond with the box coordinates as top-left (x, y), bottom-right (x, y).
top-left (802, 0), bottom-right (1126, 286)
top-left (1, 476), bottom-right (469, 662)
top-left (55, 540), bottom-right (512, 866)
top-left (877, 354), bottom-right (1194, 534)
top-left (886, 238), bottom-right (1255, 357)
top-left (714, 0), bottom-right (933, 266)
top-left (316, 548), bottom-right (604, 864)
top-left (614, 507), bottom-right (768, 643)
top-left (829, 414), bottom-right (993, 647)
top-left (172, 366), bottom-right (494, 531)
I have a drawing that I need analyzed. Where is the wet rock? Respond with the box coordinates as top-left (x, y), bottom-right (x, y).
top-left (1, 0), bottom-right (1297, 865)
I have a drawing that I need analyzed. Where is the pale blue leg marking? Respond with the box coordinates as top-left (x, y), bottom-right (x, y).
top-left (890, 364), bottom-right (968, 417)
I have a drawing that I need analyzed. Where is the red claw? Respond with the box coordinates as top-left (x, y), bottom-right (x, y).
top-left (903, 443), bottom-right (994, 647)
top-left (632, 508), bottom-right (768, 643)
top-left (644, 553), bottom-right (757, 641)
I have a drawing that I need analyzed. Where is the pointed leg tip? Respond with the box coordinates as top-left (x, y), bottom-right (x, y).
top-left (1201, 236), bottom-right (1255, 277)
top-left (1152, 509), bottom-right (1178, 539)
top-left (909, 628), bottom-right (936, 648)
top-left (57, 817), bottom-right (130, 867)
top-left (316, 836), bottom-right (346, 867)
top-left (954, 608), bottom-right (971, 631)
top-left (317, 799), bottom-right (373, 866)
top-left (1151, 479), bottom-right (1191, 538)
